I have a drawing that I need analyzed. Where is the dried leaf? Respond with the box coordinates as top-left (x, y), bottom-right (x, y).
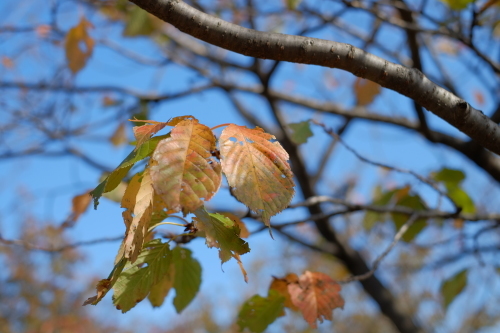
top-left (354, 78), bottom-right (381, 106)
top-left (151, 119), bottom-right (222, 214)
top-left (219, 124), bottom-right (295, 225)
top-left (62, 190), bottom-right (92, 228)
top-left (130, 116), bottom-right (194, 149)
top-left (123, 169), bottom-right (154, 263)
top-left (269, 274), bottom-right (298, 310)
top-left (83, 258), bottom-right (126, 306)
top-left (64, 18), bottom-right (94, 74)
top-left (288, 271), bottom-right (344, 328)
top-left (109, 123), bottom-right (128, 147)
top-left (237, 290), bottom-right (285, 333)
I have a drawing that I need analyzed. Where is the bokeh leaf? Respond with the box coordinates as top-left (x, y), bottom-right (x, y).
top-left (64, 18), bottom-right (94, 74)
top-left (151, 119), bottom-right (222, 214)
top-left (219, 124), bottom-right (295, 225)
top-left (288, 120), bottom-right (313, 145)
top-left (441, 269), bottom-right (468, 310)
top-left (354, 78), bottom-right (381, 106)
top-left (287, 271), bottom-right (344, 328)
top-left (237, 290), bottom-right (285, 333)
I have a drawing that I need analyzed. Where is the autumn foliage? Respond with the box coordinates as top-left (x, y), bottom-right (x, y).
top-left (84, 116), bottom-right (343, 331)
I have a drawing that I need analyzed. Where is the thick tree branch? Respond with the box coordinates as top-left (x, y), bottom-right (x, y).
top-left (129, 0), bottom-right (500, 155)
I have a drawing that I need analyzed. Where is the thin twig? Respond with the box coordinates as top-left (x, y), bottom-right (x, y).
top-left (0, 234), bottom-right (123, 252)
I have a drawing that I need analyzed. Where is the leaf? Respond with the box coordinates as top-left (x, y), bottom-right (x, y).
top-left (354, 78), bottom-right (381, 106)
top-left (440, 0), bottom-right (474, 10)
top-left (390, 192), bottom-right (428, 242)
top-left (83, 258), bottom-right (127, 306)
top-left (287, 271), bottom-right (344, 328)
top-left (193, 207), bottom-right (250, 264)
top-left (269, 274), bottom-right (299, 310)
top-left (109, 123), bottom-right (128, 147)
top-left (62, 190), bottom-right (92, 228)
top-left (148, 270), bottom-right (174, 307)
top-left (113, 240), bottom-right (171, 313)
top-left (288, 121), bottom-right (313, 145)
top-left (90, 134), bottom-right (169, 209)
top-left (151, 119), bottom-right (222, 214)
top-left (130, 116), bottom-right (194, 149)
top-left (286, 0), bottom-right (302, 9)
top-left (218, 212), bottom-right (250, 238)
top-left (219, 124), bottom-right (295, 225)
top-left (171, 247), bottom-right (202, 313)
top-left (64, 17), bottom-right (94, 74)
top-left (123, 168), bottom-right (154, 263)
top-left (441, 269), bottom-right (468, 310)
top-left (123, 6), bottom-right (158, 37)
top-left (431, 168), bottom-right (475, 213)
top-left (237, 290), bottom-right (285, 333)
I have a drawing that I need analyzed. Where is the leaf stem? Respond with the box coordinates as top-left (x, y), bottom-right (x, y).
top-left (148, 221), bottom-right (186, 232)
top-left (210, 123), bottom-right (232, 130)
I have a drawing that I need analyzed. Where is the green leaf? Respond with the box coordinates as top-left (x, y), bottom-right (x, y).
top-left (441, 269), bottom-right (468, 310)
top-left (83, 258), bottom-right (127, 306)
top-left (172, 247), bottom-right (202, 313)
top-left (288, 121), bottom-right (313, 145)
top-left (440, 0), bottom-right (474, 10)
top-left (391, 193), bottom-right (428, 242)
top-left (432, 168), bottom-right (465, 188)
top-left (237, 290), bottom-right (285, 333)
top-left (286, 0), bottom-right (302, 10)
top-left (431, 168), bottom-right (475, 213)
top-left (90, 134), bottom-right (170, 209)
top-left (123, 6), bottom-right (156, 37)
top-left (112, 240), bottom-right (171, 313)
top-left (193, 207), bottom-right (250, 263)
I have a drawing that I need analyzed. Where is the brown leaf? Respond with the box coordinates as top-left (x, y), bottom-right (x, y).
top-left (219, 125), bottom-right (294, 225)
top-left (151, 119), bottom-right (222, 214)
top-left (354, 78), bottom-right (381, 106)
top-left (288, 271), bottom-right (344, 328)
top-left (270, 274), bottom-right (299, 310)
top-left (109, 123), bottom-right (128, 147)
top-left (123, 169), bottom-right (154, 263)
top-left (62, 191), bottom-right (92, 228)
top-left (64, 18), bottom-right (94, 74)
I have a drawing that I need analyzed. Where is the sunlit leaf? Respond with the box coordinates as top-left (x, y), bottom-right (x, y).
top-left (287, 271), bottom-right (344, 328)
top-left (441, 269), bottom-right (468, 310)
top-left (219, 124), bottom-right (295, 225)
top-left (62, 190), bottom-right (92, 228)
top-left (123, 168), bottom-right (154, 263)
top-left (172, 247), bottom-right (202, 313)
top-left (354, 78), bottom-right (381, 106)
top-left (193, 207), bottom-right (250, 264)
top-left (90, 134), bottom-right (169, 208)
top-left (64, 17), bottom-right (94, 74)
top-left (288, 121), bottom-right (313, 145)
top-left (112, 240), bottom-right (171, 313)
top-left (130, 116), bottom-right (194, 149)
top-left (237, 290), bottom-right (285, 333)
top-left (218, 212), bottom-right (250, 238)
top-left (151, 119), bottom-right (222, 214)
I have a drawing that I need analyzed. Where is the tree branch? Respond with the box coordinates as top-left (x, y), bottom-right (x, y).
top-left (129, 0), bottom-right (500, 155)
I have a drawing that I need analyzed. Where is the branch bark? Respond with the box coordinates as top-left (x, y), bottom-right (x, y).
top-left (130, 0), bottom-right (500, 156)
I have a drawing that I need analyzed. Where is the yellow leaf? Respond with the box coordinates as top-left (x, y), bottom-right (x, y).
top-left (109, 123), bottom-right (128, 147)
top-left (64, 18), bottom-right (94, 74)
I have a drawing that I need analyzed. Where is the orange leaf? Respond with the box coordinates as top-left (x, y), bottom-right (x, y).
top-left (354, 78), bottom-right (380, 106)
top-left (130, 116), bottom-right (194, 149)
top-left (62, 190), bottom-right (92, 228)
top-left (219, 125), bottom-right (294, 225)
top-left (151, 119), bottom-right (221, 214)
top-left (123, 169), bottom-right (154, 263)
top-left (64, 18), bottom-right (94, 74)
top-left (287, 271), bottom-right (344, 328)
top-left (269, 274), bottom-right (299, 310)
